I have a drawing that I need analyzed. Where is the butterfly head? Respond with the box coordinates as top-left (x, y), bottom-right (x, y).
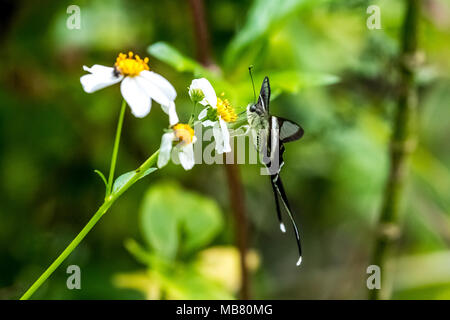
top-left (246, 103), bottom-right (262, 128)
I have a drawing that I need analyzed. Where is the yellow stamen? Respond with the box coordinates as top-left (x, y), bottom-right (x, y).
top-left (115, 51), bottom-right (149, 77)
top-left (216, 97), bottom-right (237, 122)
top-left (173, 123), bottom-right (195, 144)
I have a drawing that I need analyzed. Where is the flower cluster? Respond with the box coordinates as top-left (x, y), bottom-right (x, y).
top-left (80, 53), bottom-right (237, 171)
top-left (190, 78), bottom-right (237, 154)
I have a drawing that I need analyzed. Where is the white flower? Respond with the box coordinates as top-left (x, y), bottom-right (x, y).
top-left (189, 78), bottom-right (217, 106)
top-left (158, 123), bottom-right (197, 170)
top-left (200, 115), bottom-right (231, 154)
top-left (80, 52), bottom-right (179, 125)
top-left (190, 78), bottom-right (237, 154)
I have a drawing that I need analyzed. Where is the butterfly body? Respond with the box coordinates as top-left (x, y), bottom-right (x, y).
top-left (247, 76), bottom-right (304, 266)
top-left (247, 110), bottom-right (269, 155)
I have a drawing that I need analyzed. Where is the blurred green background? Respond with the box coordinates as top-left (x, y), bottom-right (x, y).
top-left (0, 0), bottom-right (449, 299)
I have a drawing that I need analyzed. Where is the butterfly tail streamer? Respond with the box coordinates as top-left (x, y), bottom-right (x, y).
top-left (270, 175), bottom-right (286, 233)
top-left (273, 175), bottom-right (303, 266)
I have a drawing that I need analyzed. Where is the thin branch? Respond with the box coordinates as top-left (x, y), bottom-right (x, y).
top-left (225, 159), bottom-right (251, 300)
top-left (187, 0), bottom-right (214, 68)
top-left (369, 0), bottom-right (421, 300)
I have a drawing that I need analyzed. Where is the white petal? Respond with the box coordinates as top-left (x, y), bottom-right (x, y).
top-left (202, 120), bottom-right (216, 127)
top-left (83, 64), bottom-right (114, 74)
top-left (158, 132), bottom-right (175, 168)
top-left (160, 101), bottom-right (179, 126)
top-left (120, 77), bottom-right (151, 118)
top-left (219, 117), bottom-right (231, 153)
top-left (178, 143), bottom-right (195, 170)
top-left (139, 70), bottom-right (177, 100)
top-left (135, 74), bottom-right (172, 107)
top-left (212, 122), bottom-right (224, 154)
top-left (198, 108), bottom-right (208, 120)
top-left (80, 65), bottom-right (122, 93)
top-left (190, 78), bottom-right (217, 107)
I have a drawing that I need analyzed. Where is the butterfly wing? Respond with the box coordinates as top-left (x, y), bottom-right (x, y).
top-left (248, 77), bottom-right (271, 154)
top-left (271, 174), bottom-right (303, 266)
top-left (252, 76), bottom-right (270, 116)
top-left (267, 116), bottom-right (303, 265)
top-left (277, 117), bottom-right (304, 143)
top-left (267, 116), bottom-right (304, 174)
top-left (258, 76), bottom-right (271, 113)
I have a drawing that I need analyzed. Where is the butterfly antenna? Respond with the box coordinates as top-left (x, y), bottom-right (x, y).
top-left (248, 65), bottom-right (256, 104)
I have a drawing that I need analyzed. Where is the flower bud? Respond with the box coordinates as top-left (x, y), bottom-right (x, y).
top-left (189, 88), bottom-right (205, 104)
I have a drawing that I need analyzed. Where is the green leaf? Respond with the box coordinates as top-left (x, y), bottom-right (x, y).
top-left (124, 238), bottom-right (154, 266)
top-left (139, 181), bottom-right (223, 260)
top-left (224, 0), bottom-right (310, 65)
top-left (164, 268), bottom-right (234, 300)
top-left (148, 42), bottom-right (212, 77)
top-left (112, 168), bottom-right (157, 194)
top-left (412, 147), bottom-right (450, 212)
top-left (180, 192), bottom-right (223, 253)
top-left (230, 70), bottom-right (339, 110)
top-left (140, 182), bottom-right (181, 260)
top-left (112, 171), bottom-right (135, 194)
top-left (262, 70), bottom-right (340, 95)
top-left (94, 169), bottom-right (108, 188)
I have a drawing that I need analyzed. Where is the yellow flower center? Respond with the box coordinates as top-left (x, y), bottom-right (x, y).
top-left (216, 94), bottom-right (237, 123)
top-left (115, 51), bottom-right (149, 77)
top-left (173, 123), bottom-right (195, 144)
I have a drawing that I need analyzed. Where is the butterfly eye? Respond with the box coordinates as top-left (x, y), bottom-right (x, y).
top-left (249, 105), bottom-right (256, 112)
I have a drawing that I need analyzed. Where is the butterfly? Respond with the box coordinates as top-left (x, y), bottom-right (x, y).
top-left (247, 76), bottom-right (305, 266)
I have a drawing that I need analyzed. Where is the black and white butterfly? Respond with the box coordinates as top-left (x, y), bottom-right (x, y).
top-left (247, 76), bottom-right (305, 266)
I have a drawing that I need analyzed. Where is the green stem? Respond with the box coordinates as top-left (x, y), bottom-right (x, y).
top-left (369, 0), bottom-right (420, 300)
top-left (188, 102), bottom-right (198, 126)
top-left (20, 150), bottom-right (160, 300)
top-left (106, 99), bottom-right (127, 197)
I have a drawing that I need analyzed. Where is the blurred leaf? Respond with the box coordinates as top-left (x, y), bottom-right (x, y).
top-left (114, 266), bottom-right (234, 300)
top-left (229, 70), bottom-right (339, 112)
top-left (148, 42), bottom-right (214, 77)
top-left (180, 192), bottom-right (223, 253)
top-left (51, 0), bottom-right (144, 50)
top-left (140, 182), bottom-right (180, 260)
top-left (112, 168), bottom-right (157, 194)
top-left (164, 267), bottom-right (234, 300)
top-left (194, 246), bottom-right (260, 293)
top-left (224, 0), bottom-right (310, 65)
top-left (114, 270), bottom-right (161, 300)
top-left (412, 147), bottom-right (450, 212)
top-left (265, 70), bottom-right (340, 93)
top-left (139, 181), bottom-right (223, 260)
top-left (238, 70), bottom-right (339, 103)
top-left (394, 251), bottom-right (450, 292)
top-left (124, 238), bottom-right (154, 266)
